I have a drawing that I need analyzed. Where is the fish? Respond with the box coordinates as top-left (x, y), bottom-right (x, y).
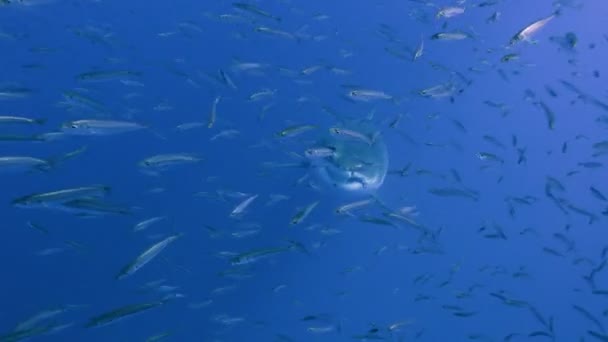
top-left (431, 32), bottom-right (470, 40)
top-left (116, 233), bottom-right (183, 280)
top-left (146, 331), bottom-right (172, 342)
top-left (419, 83), bottom-right (459, 99)
top-left (588, 330), bottom-right (608, 341)
top-left (579, 161), bottom-right (603, 168)
top-left (13, 306), bottom-right (72, 333)
top-left (335, 198), bottom-right (376, 215)
top-left (501, 53), bottom-right (519, 62)
top-left (175, 122), bottom-right (205, 131)
top-left (208, 96), bottom-right (221, 128)
top-left (329, 127), bottom-right (377, 145)
top-left (305, 146), bottom-right (336, 158)
top-left (429, 187), bottom-right (479, 201)
top-left (230, 194), bottom-right (258, 217)
top-left (61, 198), bottom-right (132, 216)
top-left (210, 129), bottom-right (240, 141)
top-left (76, 70), bottom-right (141, 82)
top-left (413, 35), bottom-right (424, 60)
top-left (476, 152), bottom-right (504, 164)
top-left (0, 86), bottom-right (32, 100)
top-left (436, 7), bottom-right (465, 19)
top-left (572, 305), bottom-right (605, 333)
top-left (139, 153), bottom-right (202, 172)
top-left (509, 11), bottom-right (558, 45)
top-left (290, 201), bottom-right (319, 225)
top-left (12, 185), bottom-right (110, 209)
top-left (133, 216), bottom-right (167, 232)
top-left (255, 27), bottom-right (296, 40)
top-left (232, 2), bottom-right (281, 22)
top-left (60, 90), bottom-right (106, 112)
top-left (86, 300), bottom-right (167, 328)
top-left (346, 89), bottom-right (393, 102)
top-left (276, 124), bottom-right (317, 138)
top-left (0, 156), bottom-right (52, 173)
top-left (230, 241), bottom-right (304, 266)
top-left (535, 101), bottom-right (556, 129)
top-left (61, 120), bottom-right (146, 136)
top-left (218, 69), bottom-right (237, 89)
top-left (0, 115), bottom-right (45, 125)
top-left (249, 88), bottom-right (276, 101)
top-left (591, 187), bottom-right (608, 202)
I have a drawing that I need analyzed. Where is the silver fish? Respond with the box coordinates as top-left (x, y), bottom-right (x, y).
top-left (62, 120), bottom-right (146, 136)
top-left (116, 233), bottom-right (183, 280)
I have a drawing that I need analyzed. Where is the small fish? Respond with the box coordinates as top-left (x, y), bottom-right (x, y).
top-left (230, 241), bottom-right (302, 266)
top-left (210, 129), bottom-right (240, 141)
top-left (13, 185), bottom-right (110, 209)
top-left (290, 201), bottom-right (319, 225)
top-left (230, 194), bottom-right (258, 217)
top-left (133, 216), bottom-right (167, 232)
top-left (218, 69), bottom-right (237, 89)
top-left (175, 122), bottom-right (205, 131)
top-left (431, 32), bottom-right (470, 40)
top-left (329, 127), bottom-right (377, 145)
top-left (116, 233), bottom-right (183, 280)
top-left (591, 187), bottom-right (608, 202)
top-left (146, 331), bottom-right (172, 342)
top-left (346, 89), bottom-right (393, 102)
top-left (335, 198), bottom-right (375, 215)
top-left (0, 156), bottom-right (51, 173)
top-left (249, 88), bottom-right (276, 101)
top-left (139, 153), bottom-right (202, 173)
top-left (77, 70), bottom-right (141, 82)
top-left (501, 53), bottom-right (519, 62)
top-left (276, 124), bottom-right (317, 138)
top-left (307, 325), bottom-right (337, 334)
top-left (436, 7), bottom-right (465, 19)
top-left (477, 152), bottom-right (504, 164)
top-left (486, 11), bottom-right (501, 23)
top-left (232, 2), bottom-right (281, 22)
top-left (509, 11), bottom-right (558, 45)
top-left (86, 300), bottom-right (167, 328)
top-left (61, 198), bottom-right (131, 216)
top-left (208, 96), bottom-right (221, 128)
top-left (579, 161), bottom-right (603, 168)
top-left (305, 146), bottom-right (336, 158)
top-left (231, 229), bottom-right (260, 238)
top-left (419, 83), bottom-right (458, 99)
top-left (482, 135), bottom-right (506, 149)
top-left (255, 26), bottom-right (296, 40)
top-left (301, 65), bottom-right (324, 76)
top-left (62, 120), bottom-right (146, 136)
top-left (13, 306), bottom-right (72, 332)
top-left (413, 35), bottom-right (424, 60)
top-left (0, 115), bottom-right (45, 125)
top-left (0, 86), bottom-right (32, 100)
top-left (265, 194), bottom-right (289, 206)
top-left (535, 101), bottom-right (555, 130)
top-left (429, 187), bottom-right (479, 201)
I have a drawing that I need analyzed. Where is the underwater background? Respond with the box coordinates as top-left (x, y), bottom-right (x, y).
top-left (1, 0), bottom-right (608, 341)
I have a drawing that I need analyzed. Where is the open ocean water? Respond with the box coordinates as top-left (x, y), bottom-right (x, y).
top-left (1, 0), bottom-right (607, 341)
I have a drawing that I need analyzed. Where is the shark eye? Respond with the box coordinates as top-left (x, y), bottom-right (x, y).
top-left (71, 124), bottom-right (78, 129)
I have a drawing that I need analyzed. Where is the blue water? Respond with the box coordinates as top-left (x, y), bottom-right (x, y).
top-left (1, 0), bottom-right (607, 341)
